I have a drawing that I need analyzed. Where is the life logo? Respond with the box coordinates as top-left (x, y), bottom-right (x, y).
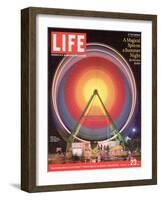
top-left (51, 32), bottom-right (86, 54)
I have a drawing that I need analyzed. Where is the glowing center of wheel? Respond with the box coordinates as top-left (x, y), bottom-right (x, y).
top-left (83, 78), bottom-right (108, 107)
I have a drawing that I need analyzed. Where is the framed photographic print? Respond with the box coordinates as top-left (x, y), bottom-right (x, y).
top-left (21, 7), bottom-right (157, 192)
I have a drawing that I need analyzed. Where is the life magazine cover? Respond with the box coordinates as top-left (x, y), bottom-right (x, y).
top-left (48, 27), bottom-right (141, 171)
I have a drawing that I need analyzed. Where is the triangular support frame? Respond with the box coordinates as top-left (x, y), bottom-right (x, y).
top-left (66, 89), bottom-right (126, 151)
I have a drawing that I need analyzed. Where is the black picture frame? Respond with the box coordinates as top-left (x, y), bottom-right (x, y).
top-left (21, 7), bottom-right (157, 192)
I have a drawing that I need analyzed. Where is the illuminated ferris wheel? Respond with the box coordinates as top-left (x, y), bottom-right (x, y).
top-left (51, 43), bottom-right (137, 151)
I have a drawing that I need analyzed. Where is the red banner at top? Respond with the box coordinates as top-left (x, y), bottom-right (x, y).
top-left (51, 32), bottom-right (86, 54)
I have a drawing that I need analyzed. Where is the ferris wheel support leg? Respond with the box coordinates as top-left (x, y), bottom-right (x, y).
top-left (66, 91), bottom-right (96, 151)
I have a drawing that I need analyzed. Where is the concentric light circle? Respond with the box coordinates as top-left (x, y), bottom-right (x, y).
top-left (52, 43), bottom-right (136, 141)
